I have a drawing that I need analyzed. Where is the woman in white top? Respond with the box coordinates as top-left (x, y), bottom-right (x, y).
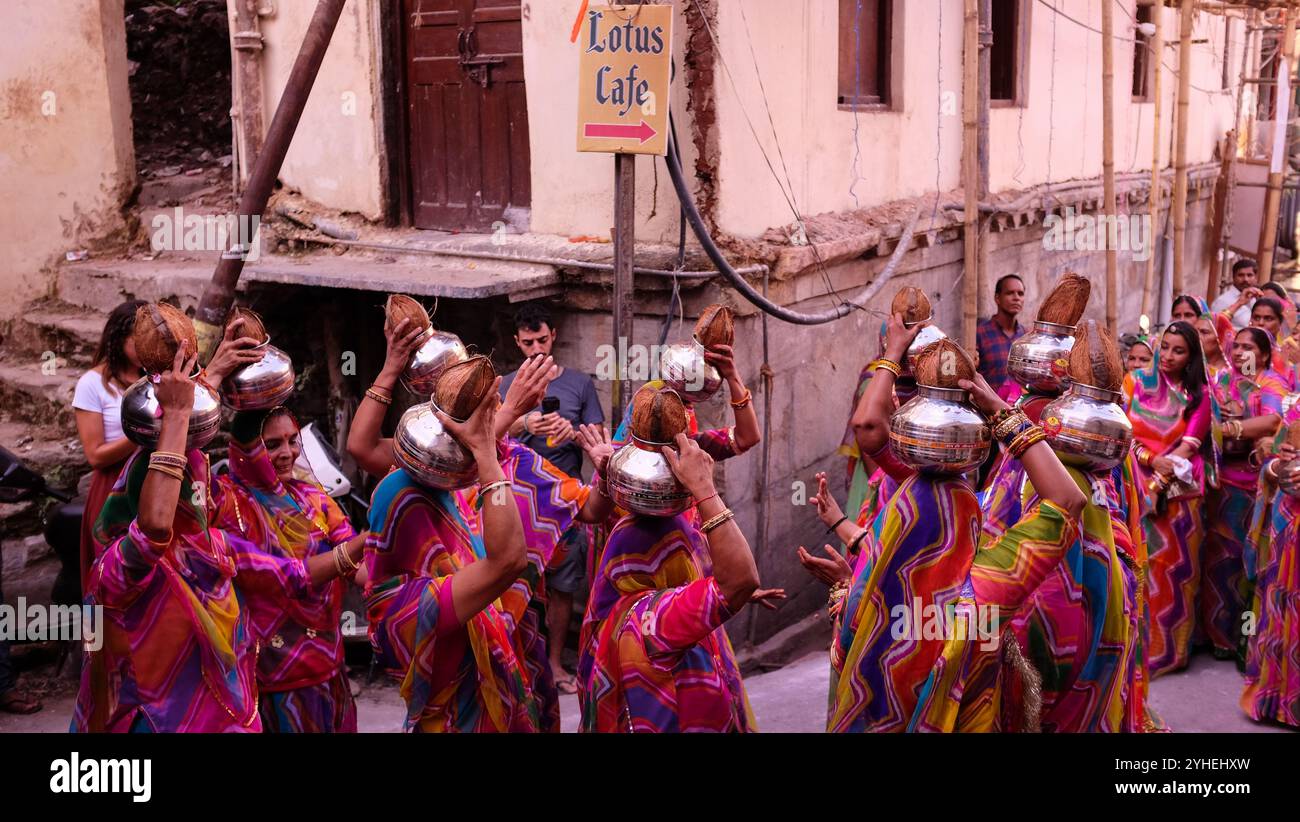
top-left (73, 300), bottom-right (146, 590)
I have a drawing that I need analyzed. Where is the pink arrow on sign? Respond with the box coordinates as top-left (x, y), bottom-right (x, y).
top-left (583, 119), bottom-right (658, 144)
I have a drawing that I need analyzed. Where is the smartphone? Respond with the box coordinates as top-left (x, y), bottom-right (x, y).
top-left (541, 397), bottom-right (560, 445)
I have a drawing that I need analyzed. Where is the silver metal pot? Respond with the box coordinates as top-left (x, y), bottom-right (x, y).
top-left (607, 438), bottom-right (694, 517)
top-left (1277, 458), bottom-right (1300, 497)
top-left (1007, 320), bottom-right (1077, 394)
top-left (1220, 411), bottom-right (1253, 460)
top-left (220, 340), bottom-right (295, 410)
top-left (392, 401), bottom-right (478, 490)
top-left (888, 385), bottom-right (991, 475)
top-left (401, 329), bottom-right (470, 396)
top-left (659, 337), bottom-right (723, 404)
top-left (1039, 382), bottom-right (1133, 472)
top-left (879, 320), bottom-right (948, 377)
top-left (121, 375), bottom-right (222, 450)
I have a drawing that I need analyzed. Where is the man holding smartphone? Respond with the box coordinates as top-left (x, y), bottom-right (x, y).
top-left (500, 304), bottom-right (604, 696)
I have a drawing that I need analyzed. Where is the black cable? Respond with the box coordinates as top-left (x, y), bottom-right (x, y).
top-left (663, 112), bottom-right (923, 326)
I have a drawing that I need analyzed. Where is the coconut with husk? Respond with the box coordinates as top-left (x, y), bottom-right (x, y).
top-left (385, 294), bottom-right (432, 335)
top-left (890, 286), bottom-right (933, 326)
top-left (912, 338), bottom-right (976, 389)
top-left (888, 339), bottom-right (989, 475)
top-left (392, 355), bottom-right (493, 490)
top-left (1067, 319), bottom-right (1123, 392)
top-left (219, 306), bottom-right (296, 411)
top-left (607, 384), bottom-right (693, 516)
top-left (694, 304), bottom-right (735, 349)
top-left (880, 286), bottom-right (947, 377)
top-left (1036, 273), bottom-right (1092, 327)
top-left (1039, 318), bottom-right (1133, 471)
top-left (1008, 272), bottom-right (1092, 394)
top-left (227, 306), bottom-right (270, 344)
top-left (133, 302), bottom-right (198, 374)
top-left (433, 355), bottom-right (496, 421)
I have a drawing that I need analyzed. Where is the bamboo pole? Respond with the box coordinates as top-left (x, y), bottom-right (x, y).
top-left (1172, 0), bottom-right (1196, 297)
top-left (1143, 0), bottom-right (1166, 322)
top-left (977, 0), bottom-right (991, 348)
top-left (1258, 7), bottom-right (1295, 283)
top-left (963, 0), bottom-right (979, 350)
top-left (1102, 0), bottom-right (1118, 334)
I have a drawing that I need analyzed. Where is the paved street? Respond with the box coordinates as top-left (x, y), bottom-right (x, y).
top-left (6, 646), bottom-right (1290, 734)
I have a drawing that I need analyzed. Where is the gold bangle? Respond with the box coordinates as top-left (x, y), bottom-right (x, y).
top-left (151, 450), bottom-right (187, 463)
top-left (993, 410), bottom-right (1030, 442)
top-left (730, 388), bottom-right (753, 409)
top-left (1008, 426), bottom-right (1046, 460)
top-left (873, 358), bottom-right (902, 378)
top-left (149, 454), bottom-right (188, 470)
top-left (364, 387), bottom-right (393, 406)
top-left (334, 543), bottom-right (358, 578)
top-left (147, 463), bottom-right (185, 481)
top-left (700, 508), bottom-right (735, 533)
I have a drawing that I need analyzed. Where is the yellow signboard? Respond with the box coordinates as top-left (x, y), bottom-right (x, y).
top-left (576, 4), bottom-right (673, 156)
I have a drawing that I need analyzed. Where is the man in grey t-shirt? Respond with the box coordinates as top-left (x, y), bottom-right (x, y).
top-left (499, 304), bottom-right (604, 696)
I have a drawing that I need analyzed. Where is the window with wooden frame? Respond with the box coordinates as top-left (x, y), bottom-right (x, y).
top-left (838, 0), bottom-right (892, 109)
top-left (1132, 2), bottom-right (1153, 101)
top-left (990, 0), bottom-right (1028, 106)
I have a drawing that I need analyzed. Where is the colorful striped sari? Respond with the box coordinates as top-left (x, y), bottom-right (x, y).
top-left (1204, 367), bottom-right (1285, 657)
top-left (1123, 366), bottom-right (1213, 676)
top-left (365, 439), bottom-right (588, 732)
top-left (827, 473), bottom-right (1077, 732)
top-left (578, 513), bottom-right (755, 732)
top-left (1240, 408), bottom-right (1300, 727)
top-left (998, 466), bottom-right (1141, 732)
top-left (212, 417), bottom-right (358, 733)
top-left (73, 449), bottom-right (261, 733)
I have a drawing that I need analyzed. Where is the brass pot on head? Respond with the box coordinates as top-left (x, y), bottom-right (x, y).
top-left (888, 385), bottom-right (991, 475)
top-left (607, 437), bottom-right (694, 517)
top-left (220, 339), bottom-right (296, 410)
top-left (401, 330), bottom-right (470, 396)
top-left (1039, 382), bottom-right (1133, 472)
top-left (1007, 321), bottom-right (1077, 394)
top-left (392, 400), bottom-right (478, 490)
top-left (659, 336), bottom-right (723, 404)
top-left (121, 374), bottom-right (222, 450)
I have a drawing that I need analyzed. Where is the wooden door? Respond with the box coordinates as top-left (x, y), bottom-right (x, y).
top-left (402, 0), bottom-right (530, 231)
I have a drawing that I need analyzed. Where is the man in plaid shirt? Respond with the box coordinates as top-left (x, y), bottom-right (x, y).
top-left (975, 274), bottom-right (1026, 392)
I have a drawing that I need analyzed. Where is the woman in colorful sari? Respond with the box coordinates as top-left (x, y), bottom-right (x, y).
top-left (212, 406), bottom-right (367, 732)
top-left (1247, 297), bottom-right (1296, 390)
top-left (346, 317), bottom-right (591, 730)
top-left (73, 343), bottom-right (261, 733)
top-left (579, 386), bottom-right (761, 732)
top-left (1204, 327), bottom-right (1284, 662)
top-left (1124, 321), bottom-right (1215, 677)
top-left (1125, 335), bottom-right (1154, 374)
top-left (1240, 405), bottom-right (1300, 727)
top-left (802, 331), bottom-right (1086, 732)
top-left (969, 321), bottom-right (1145, 731)
top-left (364, 357), bottom-right (613, 732)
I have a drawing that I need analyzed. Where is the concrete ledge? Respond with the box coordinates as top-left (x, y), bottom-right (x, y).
top-left (734, 609), bottom-right (832, 676)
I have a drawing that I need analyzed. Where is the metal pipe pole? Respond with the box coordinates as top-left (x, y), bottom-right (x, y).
top-left (193, 0), bottom-right (348, 359)
top-left (1101, 0), bottom-right (1119, 334)
top-left (1171, 0), bottom-right (1196, 297)
top-left (1143, 0), bottom-right (1166, 321)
